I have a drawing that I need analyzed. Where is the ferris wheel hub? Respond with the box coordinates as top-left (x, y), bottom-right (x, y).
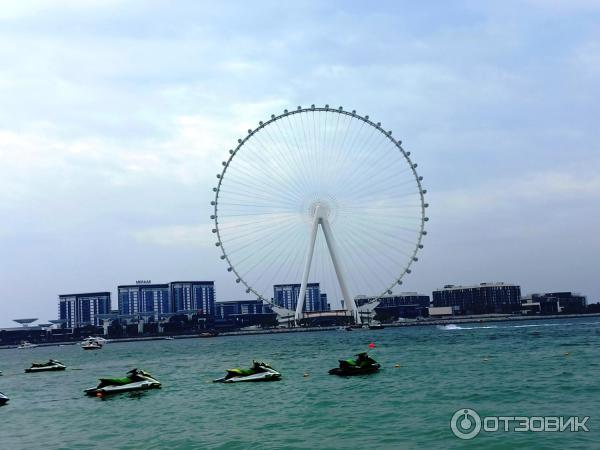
top-left (310, 201), bottom-right (331, 220)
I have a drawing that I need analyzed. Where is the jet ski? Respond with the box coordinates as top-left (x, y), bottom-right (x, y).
top-left (213, 361), bottom-right (281, 383)
top-left (0, 392), bottom-right (8, 406)
top-left (328, 352), bottom-right (380, 376)
top-left (25, 359), bottom-right (66, 373)
top-left (84, 369), bottom-right (161, 396)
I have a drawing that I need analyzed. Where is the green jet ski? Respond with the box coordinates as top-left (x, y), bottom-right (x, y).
top-left (328, 352), bottom-right (380, 376)
top-left (25, 359), bottom-right (66, 373)
top-left (84, 369), bottom-right (161, 396)
top-left (213, 361), bottom-right (281, 383)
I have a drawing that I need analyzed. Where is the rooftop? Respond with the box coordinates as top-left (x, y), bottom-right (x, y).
top-left (435, 282), bottom-right (519, 291)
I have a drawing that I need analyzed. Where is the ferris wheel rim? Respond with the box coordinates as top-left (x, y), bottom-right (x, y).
top-left (211, 105), bottom-right (429, 308)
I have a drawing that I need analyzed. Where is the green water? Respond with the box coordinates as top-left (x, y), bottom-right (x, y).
top-left (1, 317), bottom-right (599, 449)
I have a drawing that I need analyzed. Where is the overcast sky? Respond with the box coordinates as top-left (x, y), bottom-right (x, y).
top-left (1, 0), bottom-right (599, 327)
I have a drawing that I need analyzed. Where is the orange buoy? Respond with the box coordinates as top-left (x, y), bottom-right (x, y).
top-left (368, 342), bottom-right (376, 349)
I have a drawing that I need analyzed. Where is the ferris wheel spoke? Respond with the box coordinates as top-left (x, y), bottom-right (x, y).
top-left (228, 144), bottom-right (307, 205)
top-left (348, 187), bottom-right (421, 205)
top-left (220, 173), bottom-right (302, 208)
top-left (343, 162), bottom-right (414, 196)
top-left (333, 229), bottom-right (378, 297)
top-left (340, 215), bottom-right (422, 240)
top-left (338, 218), bottom-right (418, 254)
top-left (244, 228), bottom-right (306, 296)
top-left (219, 218), bottom-right (300, 245)
top-left (236, 131), bottom-right (310, 201)
top-left (217, 213), bottom-right (299, 231)
top-left (228, 221), bottom-right (303, 268)
top-left (329, 117), bottom-right (373, 190)
top-left (333, 121), bottom-right (383, 190)
top-left (338, 225), bottom-right (409, 281)
top-left (281, 113), bottom-right (314, 191)
top-left (236, 229), bottom-right (304, 283)
top-left (255, 123), bottom-right (311, 201)
top-left (274, 117), bottom-right (312, 196)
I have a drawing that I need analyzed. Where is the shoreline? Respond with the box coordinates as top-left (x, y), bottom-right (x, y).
top-left (2, 313), bottom-right (599, 350)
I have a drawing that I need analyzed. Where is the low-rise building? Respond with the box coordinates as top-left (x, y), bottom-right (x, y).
top-left (215, 299), bottom-right (276, 328)
top-left (356, 293), bottom-right (430, 321)
top-left (522, 292), bottom-right (587, 315)
top-left (432, 282), bottom-right (521, 315)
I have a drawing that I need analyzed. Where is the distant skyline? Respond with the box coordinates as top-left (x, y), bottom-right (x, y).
top-left (1, 1), bottom-right (599, 327)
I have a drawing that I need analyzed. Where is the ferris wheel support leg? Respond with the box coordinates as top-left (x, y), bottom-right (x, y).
top-left (320, 217), bottom-right (361, 325)
top-left (295, 214), bottom-right (320, 325)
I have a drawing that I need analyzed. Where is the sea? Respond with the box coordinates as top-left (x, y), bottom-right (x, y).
top-left (1, 316), bottom-right (599, 449)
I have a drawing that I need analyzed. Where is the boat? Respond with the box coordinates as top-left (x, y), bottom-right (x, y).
top-left (368, 323), bottom-right (385, 330)
top-left (0, 392), bottom-right (8, 406)
top-left (81, 337), bottom-right (104, 350)
top-left (213, 361), bottom-right (281, 383)
top-left (81, 336), bottom-right (107, 347)
top-left (164, 336), bottom-right (175, 340)
top-left (17, 341), bottom-right (38, 349)
top-left (329, 352), bottom-right (380, 376)
top-left (82, 341), bottom-right (102, 350)
top-left (25, 359), bottom-right (66, 373)
top-left (84, 369), bottom-right (161, 396)
top-left (199, 331), bottom-right (218, 338)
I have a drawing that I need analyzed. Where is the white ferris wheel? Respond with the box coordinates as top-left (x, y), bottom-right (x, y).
top-left (211, 105), bottom-right (428, 324)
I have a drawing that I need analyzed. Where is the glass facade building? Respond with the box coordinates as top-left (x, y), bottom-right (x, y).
top-left (354, 293), bottom-right (430, 321)
top-left (58, 292), bottom-right (111, 328)
top-left (273, 283), bottom-right (327, 312)
top-left (522, 292), bottom-right (587, 315)
top-left (216, 299), bottom-right (273, 319)
top-left (118, 284), bottom-right (170, 318)
top-left (171, 281), bottom-right (215, 315)
top-left (117, 281), bottom-right (215, 319)
top-left (432, 283), bottom-right (521, 315)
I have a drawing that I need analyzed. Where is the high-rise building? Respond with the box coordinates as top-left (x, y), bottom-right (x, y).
top-left (118, 283), bottom-right (170, 318)
top-left (58, 292), bottom-right (111, 328)
top-left (273, 283), bottom-right (326, 312)
top-left (170, 281), bottom-right (215, 315)
top-left (117, 281), bottom-right (215, 318)
top-left (432, 282), bottom-right (521, 315)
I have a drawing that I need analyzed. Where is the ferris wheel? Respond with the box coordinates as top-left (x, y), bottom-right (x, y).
top-left (211, 105), bottom-right (428, 324)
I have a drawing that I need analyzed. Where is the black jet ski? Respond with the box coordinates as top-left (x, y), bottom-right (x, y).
top-left (25, 359), bottom-right (67, 373)
top-left (84, 369), bottom-right (161, 396)
top-left (0, 391), bottom-right (8, 405)
top-left (213, 361), bottom-right (281, 383)
top-left (328, 352), bottom-right (380, 376)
